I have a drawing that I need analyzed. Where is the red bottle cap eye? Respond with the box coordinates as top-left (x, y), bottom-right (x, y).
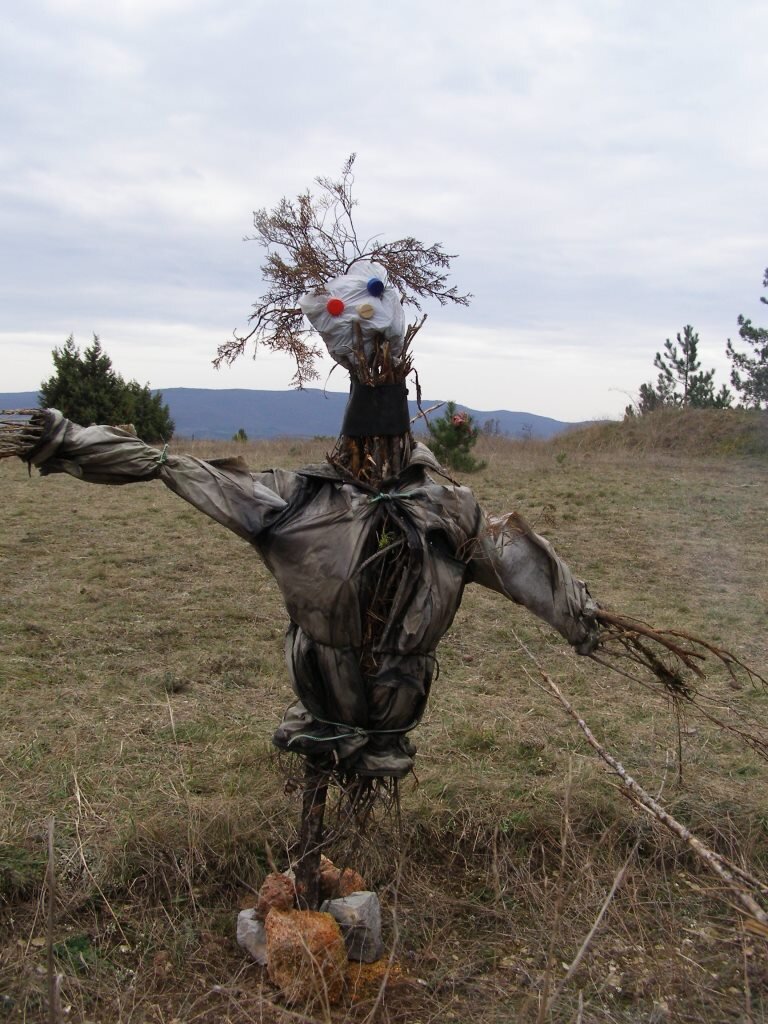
top-left (326, 297), bottom-right (345, 316)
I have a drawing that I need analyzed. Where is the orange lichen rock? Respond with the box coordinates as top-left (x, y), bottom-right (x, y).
top-left (337, 867), bottom-right (366, 896)
top-left (265, 909), bottom-right (347, 1006)
top-left (256, 872), bottom-right (296, 919)
top-left (319, 855), bottom-right (366, 900)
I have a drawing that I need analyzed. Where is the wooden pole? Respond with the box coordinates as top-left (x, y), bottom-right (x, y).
top-left (294, 756), bottom-right (330, 910)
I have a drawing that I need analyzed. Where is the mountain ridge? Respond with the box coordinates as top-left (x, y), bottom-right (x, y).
top-left (0, 388), bottom-right (583, 440)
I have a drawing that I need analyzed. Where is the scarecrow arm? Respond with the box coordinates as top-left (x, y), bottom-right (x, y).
top-left (23, 410), bottom-right (290, 541)
top-left (468, 511), bottom-right (599, 652)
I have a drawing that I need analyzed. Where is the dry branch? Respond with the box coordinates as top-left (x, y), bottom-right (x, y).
top-left (553, 838), bottom-right (641, 999)
top-left (530, 665), bottom-right (768, 932)
top-left (410, 400), bottom-right (445, 427)
top-left (46, 817), bottom-right (63, 1024)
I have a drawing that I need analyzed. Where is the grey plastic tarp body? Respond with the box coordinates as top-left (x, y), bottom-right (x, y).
top-left (29, 412), bottom-right (599, 777)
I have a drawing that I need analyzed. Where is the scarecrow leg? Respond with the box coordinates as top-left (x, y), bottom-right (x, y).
top-left (294, 755), bottom-right (330, 910)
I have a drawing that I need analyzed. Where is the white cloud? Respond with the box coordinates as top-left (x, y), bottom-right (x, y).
top-left (41, 0), bottom-right (215, 27)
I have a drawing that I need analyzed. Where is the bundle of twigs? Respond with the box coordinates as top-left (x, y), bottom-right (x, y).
top-left (591, 608), bottom-right (768, 761)
top-left (594, 609), bottom-right (764, 690)
top-left (329, 317), bottom-right (423, 485)
top-left (0, 409), bottom-right (44, 460)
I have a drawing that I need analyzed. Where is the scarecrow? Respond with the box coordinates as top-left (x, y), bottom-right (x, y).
top-left (2, 257), bottom-right (599, 899)
top-left (3, 160), bottom-right (767, 928)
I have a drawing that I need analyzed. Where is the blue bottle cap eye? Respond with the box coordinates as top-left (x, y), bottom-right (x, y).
top-left (366, 277), bottom-right (385, 298)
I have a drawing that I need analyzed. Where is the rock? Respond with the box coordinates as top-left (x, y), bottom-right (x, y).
top-left (256, 872), bottom-right (296, 919)
top-left (236, 909), bottom-right (268, 966)
top-left (321, 891), bottom-right (384, 963)
top-left (318, 856), bottom-right (366, 900)
top-left (265, 909), bottom-right (347, 1006)
top-left (336, 867), bottom-right (366, 897)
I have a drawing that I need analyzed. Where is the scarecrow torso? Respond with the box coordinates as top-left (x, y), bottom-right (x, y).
top-left (254, 460), bottom-right (484, 771)
top-left (256, 466), bottom-right (481, 660)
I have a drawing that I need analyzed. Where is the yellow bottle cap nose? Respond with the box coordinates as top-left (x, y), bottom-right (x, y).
top-left (357, 302), bottom-right (375, 320)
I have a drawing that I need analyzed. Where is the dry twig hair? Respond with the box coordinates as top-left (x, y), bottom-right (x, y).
top-left (215, 154), bottom-right (471, 387)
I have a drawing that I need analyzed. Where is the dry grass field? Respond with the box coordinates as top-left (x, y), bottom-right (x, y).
top-left (2, 423), bottom-right (767, 1023)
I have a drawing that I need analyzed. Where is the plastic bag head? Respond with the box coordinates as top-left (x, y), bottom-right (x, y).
top-left (299, 260), bottom-right (405, 372)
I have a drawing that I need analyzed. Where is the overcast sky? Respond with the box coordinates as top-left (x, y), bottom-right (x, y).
top-left (2, 0), bottom-right (766, 422)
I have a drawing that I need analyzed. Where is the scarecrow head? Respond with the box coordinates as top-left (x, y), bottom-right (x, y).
top-left (298, 260), bottom-right (405, 373)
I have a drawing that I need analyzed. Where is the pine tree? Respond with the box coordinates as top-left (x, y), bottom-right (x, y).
top-left (625, 381), bottom-right (668, 418)
top-left (726, 267), bottom-right (768, 409)
top-left (637, 381), bottom-right (666, 414)
top-left (633, 327), bottom-right (730, 411)
top-left (627, 327), bottom-right (731, 415)
top-left (39, 335), bottom-right (174, 442)
top-left (427, 401), bottom-right (486, 472)
top-left (654, 326), bottom-right (727, 407)
top-left (122, 379), bottom-right (175, 442)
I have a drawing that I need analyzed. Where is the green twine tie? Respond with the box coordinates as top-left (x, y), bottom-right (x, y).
top-left (368, 490), bottom-right (419, 505)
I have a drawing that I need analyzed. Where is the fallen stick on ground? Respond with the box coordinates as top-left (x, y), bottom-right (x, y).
top-left (512, 628), bottom-right (768, 933)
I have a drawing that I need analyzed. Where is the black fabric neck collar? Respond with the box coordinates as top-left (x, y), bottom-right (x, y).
top-left (341, 381), bottom-right (410, 437)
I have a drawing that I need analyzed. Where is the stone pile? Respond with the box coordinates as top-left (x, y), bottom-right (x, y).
top-left (236, 857), bottom-right (384, 1006)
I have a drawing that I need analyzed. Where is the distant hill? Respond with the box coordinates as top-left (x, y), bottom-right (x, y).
top-left (0, 388), bottom-right (581, 440)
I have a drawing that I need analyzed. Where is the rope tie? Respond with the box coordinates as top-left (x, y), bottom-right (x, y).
top-left (158, 444), bottom-right (169, 465)
top-left (285, 714), bottom-right (420, 750)
top-left (368, 490), bottom-right (420, 505)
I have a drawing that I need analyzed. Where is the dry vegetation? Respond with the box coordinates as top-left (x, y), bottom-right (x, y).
top-left (2, 426), bottom-right (767, 1023)
top-left (558, 407), bottom-right (768, 457)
